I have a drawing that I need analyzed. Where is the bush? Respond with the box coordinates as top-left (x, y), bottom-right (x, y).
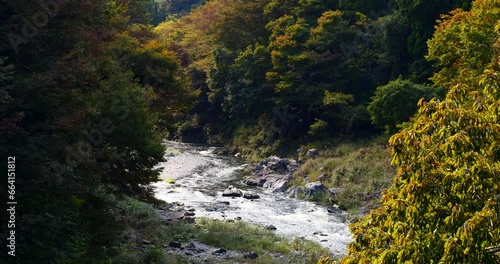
top-left (368, 78), bottom-right (445, 133)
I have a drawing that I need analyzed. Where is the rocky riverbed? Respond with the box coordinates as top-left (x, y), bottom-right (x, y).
top-left (153, 141), bottom-right (352, 257)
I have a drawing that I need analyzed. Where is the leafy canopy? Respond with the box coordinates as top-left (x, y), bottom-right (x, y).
top-left (341, 1), bottom-right (500, 262)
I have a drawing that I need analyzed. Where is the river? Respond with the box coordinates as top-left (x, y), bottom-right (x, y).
top-left (153, 141), bottom-right (352, 257)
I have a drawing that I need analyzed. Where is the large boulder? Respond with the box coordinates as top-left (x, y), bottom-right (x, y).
top-left (244, 156), bottom-right (300, 193)
top-left (262, 174), bottom-right (292, 193)
top-left (253, 156), bottom-right (300, 176)
top-left (304, 181), bottom-right (326, 196)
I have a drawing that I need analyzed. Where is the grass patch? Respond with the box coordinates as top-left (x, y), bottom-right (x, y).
top-left (291, 136), bottom-right (396, 215)
top-left (111, 198), bottom-right (197, 263)
top-left (228, 116), bottom-right (302, 162)
top-left (112, 199), bottom-right (331, 263)
top-left (196, 218), bottom-right (331, 263)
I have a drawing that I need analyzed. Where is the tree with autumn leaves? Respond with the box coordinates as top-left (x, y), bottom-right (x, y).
top-left (0, 0), bottom-right (196, 262)
top-left (340, 1), bottom-right (500, 263)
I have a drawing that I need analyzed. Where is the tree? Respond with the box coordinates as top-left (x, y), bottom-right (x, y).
top-left (266, 10), bottom-right (380, 135)
top-left (342, 70), bottom-right (500, 264)
top-left (368, 78), bottom-right (445, 133)
top-left (427, 0), bottom-right (500, 88)
top-left (395, 0), bottom-right (473, 83)
top-left (212, 0), bottom-right (271, 51)
top-left (0, 0), bottom-right (192, 262)
top-left (341, 1), bottom-right (500, 262)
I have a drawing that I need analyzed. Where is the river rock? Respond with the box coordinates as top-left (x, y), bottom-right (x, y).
top-left (244, 178), bottom-right (266, 187)
top-left (266, 224), bottom-right (277, 230)
top-left (306, 149), bottom-right (319, 159)
top-left (304, 181), bottom-right (326, 195)
top-left (206, 202), bottom-right (231, 212)
top-left (253, 156), bottom-right (300, 175)
top-left (263, 174), bottom-right (292, 193)
top-left (243, 192), bottom-right (260, 199)
top-left (244, 252), bottom-right (258, 259)
top-left (327, 206), bottom-right (342, 214)
top-left (213, 248), bottom-right (227, 255)
top-left (244, 156), bottom-right (299, 193)
top-left (222, 186), bottom-right (243, 197)
top-left (287, 186), bottom-right (304, 198)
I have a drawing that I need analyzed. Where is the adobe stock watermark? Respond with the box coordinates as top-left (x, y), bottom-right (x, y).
top-left (7, 0), bottom-right (72, 54)
top-left (142, 67), bottom-right (168, 88)
top-left (272, 107), bottom-right (300, 131)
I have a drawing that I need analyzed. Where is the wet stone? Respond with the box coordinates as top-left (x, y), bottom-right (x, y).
top-left (213, 248), bottom-right (227, 255)
top-left (243, 192), bottom-right (260, 199)
top-left (266, 224), bottom-right (277, 230)
top-left (327, 206), bottom-right (342, 214)
top-left (244, 178), bottom-right (266, 187)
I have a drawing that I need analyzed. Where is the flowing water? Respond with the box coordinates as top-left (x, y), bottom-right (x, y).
top-left (153, 141), bottom-right (352, 256)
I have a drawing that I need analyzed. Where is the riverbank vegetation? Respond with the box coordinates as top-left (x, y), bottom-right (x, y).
top-left (291, 137), bottom-right (394, 215)
top-left (114, 198), bottom-right (331, 264)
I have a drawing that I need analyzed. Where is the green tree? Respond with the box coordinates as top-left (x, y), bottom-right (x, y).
top-left (395, 0), bottom-right (473, 83)
top-left (341, 1), bottom-right (500, 261)
top-left (213, 0), bottom-right (271, 51)
top-left (266, 10), bottom-right (380, 135)
top-left (0, 0), bottom-right (192, 262)
top-left (368, 78), bottom-right (445, 133)
top-left (342, 70), bottom-right (500, 264)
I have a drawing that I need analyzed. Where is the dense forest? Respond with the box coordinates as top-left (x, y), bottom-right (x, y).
top-left (1, 0), bottom-right (499, 263)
